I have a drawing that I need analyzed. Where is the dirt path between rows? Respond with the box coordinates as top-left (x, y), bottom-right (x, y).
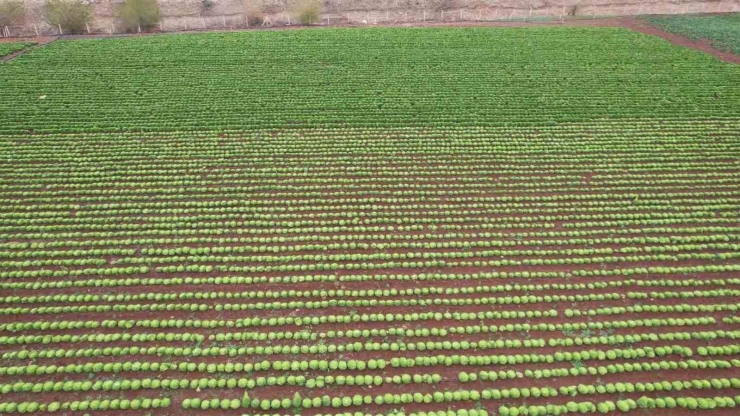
top-left (0, 37), bottom-right (57, 63)
top-left (3, 17), bottom-right (738, 64)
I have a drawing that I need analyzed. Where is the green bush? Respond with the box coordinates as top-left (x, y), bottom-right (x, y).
top-left (41, 0), bottom-right (91, 34)
top-left (118, 0), bottom-right (160, 32)
top-left (0, 0), bottom-right (24, 27)
top-left (294, 0), bottom-right (320, 25)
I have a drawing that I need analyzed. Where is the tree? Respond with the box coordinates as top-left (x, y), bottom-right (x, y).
top-left (0, 0), bottom-right (24, 27)
top-left (42, 0), bottom-right (92, 34)
top-left (118, 0), bottom-right (160, 32)
top-left (293, 0), bottom-right (320, 24)
top-left (243, 0), bottom-right (266, 26)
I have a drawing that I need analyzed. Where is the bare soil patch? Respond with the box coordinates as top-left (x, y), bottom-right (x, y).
top-left (0, 36), bottom-right (55, 44)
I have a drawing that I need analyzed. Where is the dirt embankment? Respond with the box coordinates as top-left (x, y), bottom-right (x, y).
top-left (3, 0), bottom-right (735, 37)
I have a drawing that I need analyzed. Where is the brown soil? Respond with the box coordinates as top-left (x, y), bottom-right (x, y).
top-left (0, 36), bottom-right (55, 44)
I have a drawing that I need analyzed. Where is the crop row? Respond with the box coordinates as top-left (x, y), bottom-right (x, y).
top-left (0, 294), bottom-right (735, 315)
top-left (0, 397), bottom-right (170, 413)
top-left (2, 328), bottom-right (734, 350)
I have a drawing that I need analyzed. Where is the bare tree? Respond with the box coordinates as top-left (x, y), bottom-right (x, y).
top-left (518, 0), bottom-right (548, 17)
top-left (561, 0), bottom-right (581, 16)
top-left (425, 0), bottom-right (455, 11)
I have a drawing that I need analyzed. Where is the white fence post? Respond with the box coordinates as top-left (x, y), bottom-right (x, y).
top-left (58, 23), bottom-right (63, 35)
top-left (34, 23), bottom-right (39, 36)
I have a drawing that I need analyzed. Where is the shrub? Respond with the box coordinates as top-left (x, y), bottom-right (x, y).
top-left (41, 0), bottom-right (91, 34)
top-left (118, 0), bottom-right (160, 32)
top-left (243, 1), bottom-right (264, 26)
top-left (0, 0), bottom-right (24, 27)
top-left (293, 0), bottom-right (319, 25)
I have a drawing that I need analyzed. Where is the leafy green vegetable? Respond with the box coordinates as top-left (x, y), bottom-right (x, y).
top-left (644, 13), bottom-right (740, 55)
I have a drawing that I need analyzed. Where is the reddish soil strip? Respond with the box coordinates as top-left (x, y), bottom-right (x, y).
top-left (0, 36), bottom-right (54, 44)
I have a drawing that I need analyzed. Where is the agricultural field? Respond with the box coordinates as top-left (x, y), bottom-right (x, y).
top-left (644, 13), bottom-right (740, 55)
top-left (0, 26), bottom-right (739, 415)
top-left (0, 42), bottom-right (35, 58)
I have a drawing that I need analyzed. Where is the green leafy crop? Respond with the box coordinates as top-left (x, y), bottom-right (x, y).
top-left (644, 13), bottom-right (740, 55)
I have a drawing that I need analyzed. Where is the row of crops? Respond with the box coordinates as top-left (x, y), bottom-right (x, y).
top-left (0, 26), bottom-right (739, 414)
